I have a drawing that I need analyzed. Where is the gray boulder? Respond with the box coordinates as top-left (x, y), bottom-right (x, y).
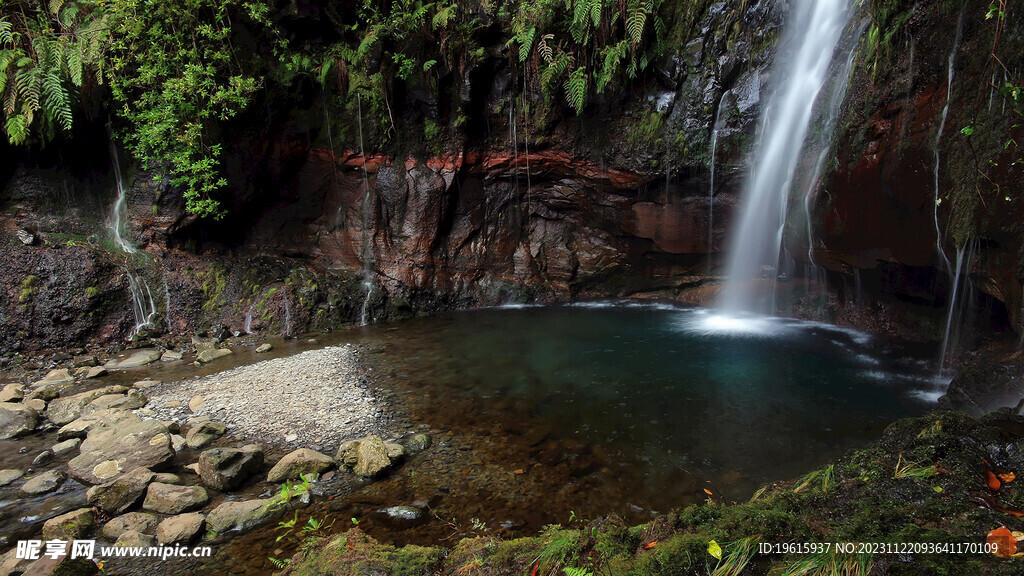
top-left (184, 421), bottom-right (226, 449)
top-left (206, 499), bottom-right (275, 533)
top-left (46, 386), bottom-right (128, 426)
top-left (68, 414), bottom-right (174, 485)
top-left (155, 513), bottom-right (205, 545)
top-left (197, 444), bottom-right (263, 491)
top-left (0, 468), bottom-right (24, 486)
top-left (196, 348), bottom-right (233, 364)
top-left (42, 508), bottom-right (94, 541)
top-left (104, 349), bottom-right (161, 369)
top-left (0, 402), bottom-right (37, 439)
top-left (337, 435), bottom-right (394, 477)
top-left (57, 408), bottom-right (137, 441)
top-left (114, 530), bottom-right (155, 548)
top-left (32, 368), bottom-right (74, 387)
top-left (102, 512), bottom-right (159, 540)
top-left (81, 390), bottom-right (146, 416)
top-left (20, 469), bottom-right (67, 496)
top-left (86, 467), bottom-right (155, 515)
top-left (0, 384), bottom-right (24, 403)
top-left (266, 448), bottom-right (335, 483)
top-left (142, 483), bottom-right (208, 514)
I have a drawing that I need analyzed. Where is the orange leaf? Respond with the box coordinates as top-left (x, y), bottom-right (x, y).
top-left (643, 541), bottom-right (659, 550)
top-left (988, 526), bottom-right (1018, 557)
top-left (530, 562), bottom-right (539, 576)
top-left (703, 488), bottom-right (713, 496)
top-left (999, 472), bottom-right (1017, 484)
top-left (985, 460), bottom-right (1002, 491)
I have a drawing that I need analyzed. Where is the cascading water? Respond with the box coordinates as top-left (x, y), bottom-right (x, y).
top-left (244, 303), bottom-right (255, 334)
top-left (719, 0), bottom-right (855, 315)
top-left (932, 7), bottom-right (966, 273)
top-left (939, 241), bottom-right (976, 372)
top-left (707, 93), bottom-right (726, 272)
top-left (108, 140), bottom-right (159, 338)
top-left (356, 93), bottom-right (375, 326)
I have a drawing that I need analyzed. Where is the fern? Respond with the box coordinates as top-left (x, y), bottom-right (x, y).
top-left (597, 40), bottom-right (627, 93)
top-left (66, 44), bottom-right (82, 86)
top-left (5, 113), bottom-right (27, 144)
top-left (518, 26), bottom-right (536, 62)
top-left (564, 65), bottom-right (587, 114)
top-left (48, 0), bottom-right (66, 16)
top-left (0, 17), bottom-right (13, 45)
top-left (537, 34), bottom-right (554, 63)
top-left (42, 71), bottom-right (71, 130)
top-left (432, 4), bottom-right (456, 29)
top-left (626, 1), bottom-right (647, 46)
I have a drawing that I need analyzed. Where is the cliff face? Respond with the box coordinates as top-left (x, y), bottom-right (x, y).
top-left (0, 0), bottom-right (1020, 352)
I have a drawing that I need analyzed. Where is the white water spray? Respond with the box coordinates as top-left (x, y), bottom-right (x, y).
top-left (720, 0), bottom-right (854, 314)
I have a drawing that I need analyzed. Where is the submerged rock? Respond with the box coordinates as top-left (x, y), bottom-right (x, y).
top-left (255, 343), bottom-right (273, 353)
top-left (19, 469), bottom-right (67, 495)
top-left (0, 468), bottom-right (24, 486)
top-left (196, 348), bottom-right (233, 364)
top-left (114, 530), bottom-right (155, 549)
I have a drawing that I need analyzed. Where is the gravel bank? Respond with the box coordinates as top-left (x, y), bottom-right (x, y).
top-left (144, 344), bottom-right (385, 451)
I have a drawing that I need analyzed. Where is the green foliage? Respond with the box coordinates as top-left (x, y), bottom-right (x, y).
top-left (0, 1), bottom-right (106, 145)
top-left (105, 0), bottom-right (279, 219)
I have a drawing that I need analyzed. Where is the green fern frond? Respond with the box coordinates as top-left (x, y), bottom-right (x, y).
top-left (564, 65), bottom-right (587, 115)
top-left (65, 45), bottom-right (82, 86)
top-left (48, 0), bottom-right (66, 16)
top-left (0, 17), bottom-right (14, 45)
top-left (16, 67), bottom-right (41, 110)
top-left (5, 113), bottom-right (28, 144)
top-left (626, 1), bottom-right (647, 46)
top-left (42, 71), bottom-right (71, 131)
top-left (588, 0), bottom-right (601, 28)
top-left (518, 26), bottom-right (536, 62)
top-left (432, 4), bottom-right (457, 29)
top-left (597, 40), bottom-right (627, 93)
top-left (59, 3), bottom-right (79, 29)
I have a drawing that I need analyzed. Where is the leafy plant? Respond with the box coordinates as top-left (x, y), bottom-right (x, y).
top-left (771, 550), bottom-right (874, 576)
top-left (711, 537), bottom-right (759, 576)
top-left (269, 472), bottom-right (318, 508)
top-left (893, 454), bottom-right (938, 479)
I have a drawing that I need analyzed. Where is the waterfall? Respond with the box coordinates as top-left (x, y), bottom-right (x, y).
top-left (720, 0), bottom-right (855, 314)
top-left (244, 302), bottom-right (255, 334)
top-left (356, 93), bottom-right (375, 326)
top-left (707, 128), bottom-right (718, 272)
top-left (283, 292), bottom-right (292, 337)
top-left (939, 241), bottom-right (976, 372)
top-left (108, 140), bottom-right (159, 338)
top-left (932, 7), bottom-right (966, 273)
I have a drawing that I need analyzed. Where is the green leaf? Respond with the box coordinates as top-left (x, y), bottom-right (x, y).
top-left (564, 65), bottom-right (587, 115)
top-left (960, 125), bottom-right (974, 136)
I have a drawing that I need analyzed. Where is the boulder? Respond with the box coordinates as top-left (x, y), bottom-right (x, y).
top-left (42, 508), bottom-right (94, 541)
top-left (81, 390), bottom-right (146, 415)
top-left (403, 433), bottom-right (433, 453)
top-left (185, 421), bottom-right (226, 449)
top-left (25, 385), bottom-right (60, 402)
top-left (51, 438), bottom-right (81, 455)
top-left (0, 468), bottom-right (24, 486)
top-left (46, 387), bottom-right (128, 426)
top-left (113, 530), bottom-right (155, 548)
top-left (188, 395), bottom-right (205, 412)
top-left (266, 449), bottom-right (335, 483)
top-left (191, 335), bottom-right (219, 354)
top-left (86, 467), bottom-right (155, 515)
top-left (0, 402), bottom-right (38, 439)
top-left (104, 348), bottom-right (162, 369)
top-left (171, 434), bottom-right (186, 452)
top-left (102, 512), bottom-right (159, 540)
top-left (385, 442), bottom-right (405, 460)
top-left (68, 414), bottom-right (174, 485)
top-left (85, 366), bottom-right (107, 379)
top-left (161, 350), bottom-right (184, 362)
top-left (24, 398), bottom-right (46, 412)
top-left (133, 380), bottom-right (160, 389)
top-left (255, 343), bottom-right (273, 353)
top-left (206, 499), bottom-right (275, 533)
top-left (153, 472), bottom-right (181, 484)
top-left (57, 408), bottom-right (137, 441)
top-left (196, 348), bottom-right (233, 364)
top-left (337, 435), bottom-right (394, 477)
top-left (73, 355), bottom-right (99, 368)
top-left (20, 469), bottom-right (67, 496)
top-left (32, 368), bottom-right (74, 387)
top-left (0, 383), bottom-right (24, 403)
top-left (197, 444), bottom-right (263, 491)
top-left (155, 513), bottom-right (205, 545)
top-left (142, 483), bottom-right (208, 514)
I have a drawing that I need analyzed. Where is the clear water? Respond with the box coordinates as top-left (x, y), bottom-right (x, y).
top-left (376, 303), bottom-right (941, 505)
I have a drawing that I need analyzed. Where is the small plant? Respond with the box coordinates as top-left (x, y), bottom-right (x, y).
top-left (793, 465), bottom-right (835, 493)
top-left (711, 537), bottom-right (759, 576)
top-left (893, 454), bottom-right (939, 479)
top-left (268, 557), bottom-right (291, 569)
top-left (84, 286), bottom-right (99, 299)
top-left (563, 568), bottom-right (593, 576)
top-left (270, 472), bottom-right (317, 508)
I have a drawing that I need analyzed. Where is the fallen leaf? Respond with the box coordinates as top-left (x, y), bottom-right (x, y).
top-left (988, 526), bottom-right (1017, 557)
top-left (513, 469), bottom-right (525, 475)
top-left (985, 460), bottom-right (1002, 491)
top-left (530, 562), bottom-right (538, 576)
top-left (703, 488), bottom-right (713, 496)
top-left (642, 541), bottom-right (659, 550)
top-left (708, 540), bottom-right (722, 560)
top-left (1000, 472), bottom-right (1017, 484)
top-left (1012, 531), bottom-right (1024, 542)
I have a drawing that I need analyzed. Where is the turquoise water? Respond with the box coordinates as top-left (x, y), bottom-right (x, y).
top-left (376, 302), bottom-right (942, 506)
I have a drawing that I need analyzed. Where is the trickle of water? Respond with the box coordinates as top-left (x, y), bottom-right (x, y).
top-left (939, 241), bottom-right (976, 372)
top-left (108, 138), bottom-right (159, 338)
top-left (357, 93), bottom-right (375, 327)
top-left (721, 0), bottom-right (855, 314)
top-left (283, 292), bottom-right (292, 337)
top-left (244, 303), bottom-right (255, 334)
top-left (932, 7), bottom-right (966, 273)
top-left (360, 280), bottom-right (374, 326)
top-left (707, 128), bottom-right (718, 272)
